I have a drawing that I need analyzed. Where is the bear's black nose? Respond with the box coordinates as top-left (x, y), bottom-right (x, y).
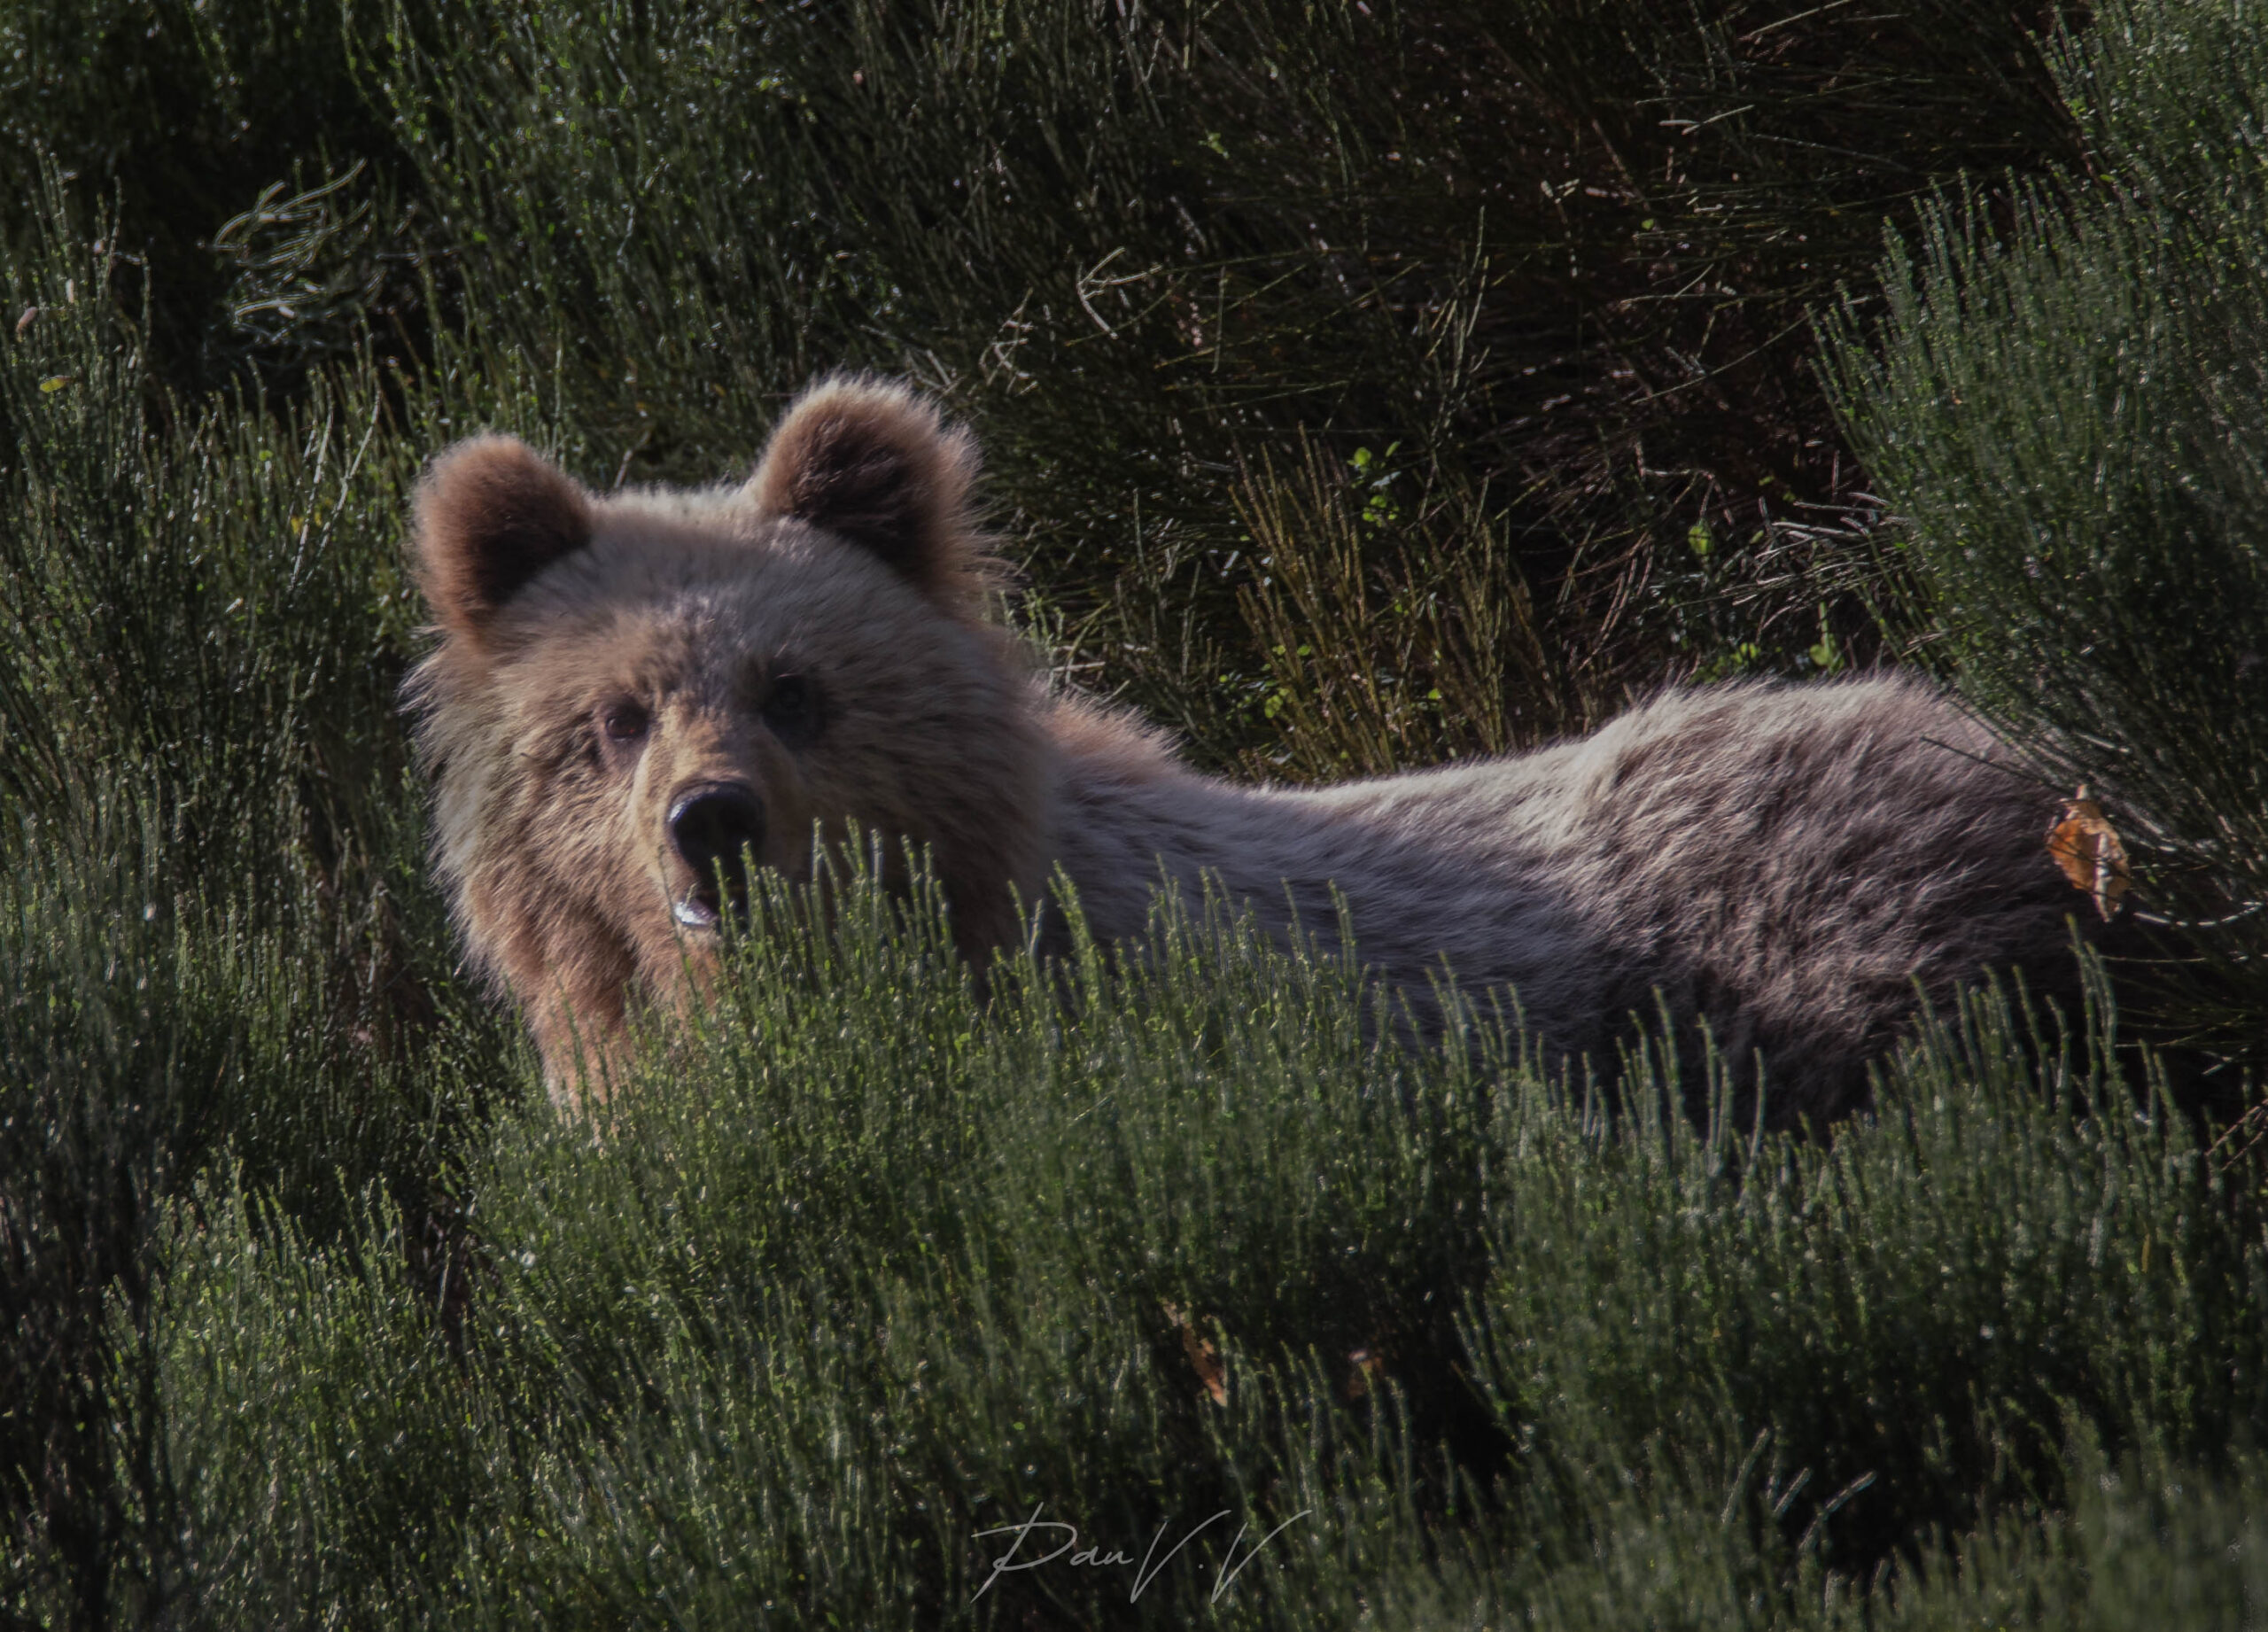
top-left (668, 783), bottom-right (766, 890)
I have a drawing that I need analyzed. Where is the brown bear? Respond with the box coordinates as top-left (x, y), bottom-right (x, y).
top-left (406, 377), bottom-right (2097, 1122)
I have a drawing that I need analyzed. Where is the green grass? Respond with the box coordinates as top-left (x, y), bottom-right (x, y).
top-left (114, 879), bottom-right (2268, 1627)
top-left (4, 0), bottom-right (2267, 1625)
top-left (4, 0), bottom-right (2090, 760)
top-left (1824, 0), bottom-right (2268, 1050)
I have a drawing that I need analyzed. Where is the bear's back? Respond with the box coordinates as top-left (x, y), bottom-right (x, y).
top-left (1047, 676), bottom-right (2078, 1123)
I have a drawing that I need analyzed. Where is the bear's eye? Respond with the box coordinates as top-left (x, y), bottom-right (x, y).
top-left (602, 703), bottom-right (649, 742)
top-left (761, 673), bottom-right (820, 742)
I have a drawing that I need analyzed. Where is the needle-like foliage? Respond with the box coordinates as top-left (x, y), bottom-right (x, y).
top-left (3, 2), bottom-right (2264, 1626)
top-left (1825, 0), bottom-right (2268, 1064)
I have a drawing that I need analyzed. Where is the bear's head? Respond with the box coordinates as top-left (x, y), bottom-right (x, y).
top-left (405, 378), bottom-right (1052, 1100)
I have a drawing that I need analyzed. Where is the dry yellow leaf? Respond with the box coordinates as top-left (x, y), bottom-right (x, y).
top-left (1342, 1347), bottom-right (1387, 1403)
top-left (1161, 1302), bottom-right (1227, 1407)
top-left (2047, 784), bottom-right (2131, 921)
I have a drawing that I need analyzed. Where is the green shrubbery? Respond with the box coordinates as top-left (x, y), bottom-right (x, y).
top-left (4, 0), bottom-right (2091, 762)
top-left (91, 887), bottom-right (2268, 1626)
top-left (1827, 0), bottom-right (2268, 1052)
top-left (3, 0), bottom-right (2265, 1626)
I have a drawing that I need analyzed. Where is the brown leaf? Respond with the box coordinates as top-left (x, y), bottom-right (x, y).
top-left (2047, 784), bottom-right (2132, 921)
top-left (13, 306), bottom-right (35, 338)
top-left (1341, 1347), bottom-right (1386, 1403)
top-left (1161, 1302), bottom-right (1227, 1407)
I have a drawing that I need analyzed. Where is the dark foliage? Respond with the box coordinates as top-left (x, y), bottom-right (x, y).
top-left (2, 0), bottom-right (2263, 1624)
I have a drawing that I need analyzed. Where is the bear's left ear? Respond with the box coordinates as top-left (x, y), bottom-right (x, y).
top-left (747, 377), bottom-right (998, 616)
top-left (414, 435), bottom-right (593, 646)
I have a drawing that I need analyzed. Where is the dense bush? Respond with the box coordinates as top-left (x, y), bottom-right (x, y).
top-left (1826, 0), bottom-right (2268, 1063)
top-left (6, 0), bottom-right (2087, 762)
top-left (109, 883), bottom-right (2268, 1626)
top-left (2, 0), bottom-right (2264, 1626)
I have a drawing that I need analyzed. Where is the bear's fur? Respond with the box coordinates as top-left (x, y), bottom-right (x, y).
top-left (407, 377), bottom-right (2094, 1123)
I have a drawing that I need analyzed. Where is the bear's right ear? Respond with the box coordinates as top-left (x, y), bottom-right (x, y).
top-left (414, 435), bottom-right (593, 643)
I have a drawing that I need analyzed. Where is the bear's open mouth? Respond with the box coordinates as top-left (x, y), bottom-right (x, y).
top-left (672, 890), bottom-right (722, 931)
top-left (672, 868), bottom-right (756, 933)
top-left (672, 878), bottom-right (748, 931)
